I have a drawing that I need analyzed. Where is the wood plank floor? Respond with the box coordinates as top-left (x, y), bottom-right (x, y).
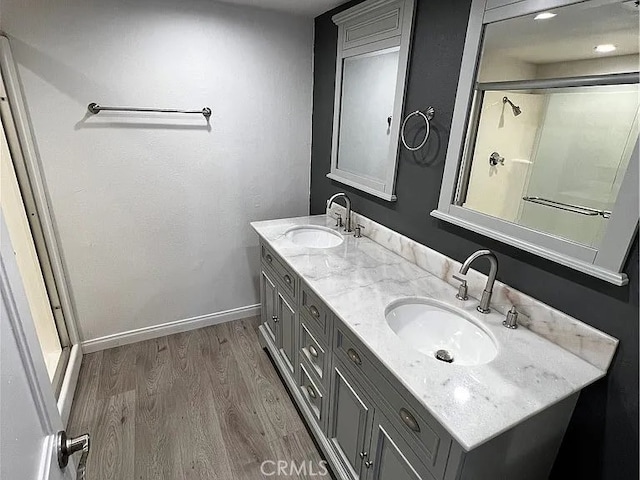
top-left (68, 317), bottom-right (332, 479)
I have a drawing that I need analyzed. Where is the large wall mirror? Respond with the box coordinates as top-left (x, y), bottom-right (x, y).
top-left (434, 0), bottom-right (639, 285)
top-left (328, 0), bottom-right (416, 202)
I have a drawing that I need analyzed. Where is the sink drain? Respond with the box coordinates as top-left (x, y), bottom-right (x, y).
top-left (435, 349), bottom-right (454, 363)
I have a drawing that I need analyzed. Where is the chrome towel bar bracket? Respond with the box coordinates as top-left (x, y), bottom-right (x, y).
top-left (87, 102), bottom-right (211, 119)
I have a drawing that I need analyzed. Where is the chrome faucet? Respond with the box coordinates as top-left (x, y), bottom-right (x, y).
top-left (456, 250), bottom-right (498, 314)
top-left (327, 193), bottom-right (352, 232)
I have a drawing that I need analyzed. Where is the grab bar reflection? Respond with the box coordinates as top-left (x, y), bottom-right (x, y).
top-left (522, 196), bottom-right (611, 218)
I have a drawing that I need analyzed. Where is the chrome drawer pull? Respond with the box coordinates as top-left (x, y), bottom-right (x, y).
top-left (399, 408), bottom-right (420, 433)
top-left (308, 345), bottom-right (319, 358)
top-left (309, 305), bottom-right (320, 318)
top-left (266, 254), bottom-right (273, 263)
top-left (359, 452), bottom-right (368, 459)
top-left (272, 315), bottom-right (279, 323)
top-left (284, 274), bottom-right (292, 285)
top-left (364, 460), bottom-right (373, 468)
top-left (306, 385), bottom-right (317, 399)
top-left (347, 348), bottom-right (362, 366)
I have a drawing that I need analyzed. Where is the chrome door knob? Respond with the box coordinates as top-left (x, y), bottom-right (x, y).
top-left (57, 431), bottom-right (90, 479)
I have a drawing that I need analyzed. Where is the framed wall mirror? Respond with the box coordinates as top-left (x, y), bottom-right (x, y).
top-left (328, 0), bottom-right (416, 202)
top-left (433, 0), bottom-right (639, 285)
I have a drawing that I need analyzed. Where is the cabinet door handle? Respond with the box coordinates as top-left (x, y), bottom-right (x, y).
top-left (399, 408), bottom-right (420, 433)
top-left (306, 385), bottom-right (317, 399)
top-left (308, 305), bottom-right (320, 318)
top-left (359, 452), bottom-right (368, 459)
top-left (266, 254), bottom-right (273, 263)
top-left (347, 348), bottom-right (362, 366)
top-left (272, 315), bottom-right (279, 323)
top-left (364, 460), bottom-right (373, 468)
top-left (308, 345), bottom-right (319, 358)
top-left (284, 274), bottom-right (292, 285)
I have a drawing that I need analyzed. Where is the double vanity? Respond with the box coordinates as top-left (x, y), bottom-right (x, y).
top-left (251, 203), bottom-right (618, 480)
top-left (251, 0), bottom-right (633, 476)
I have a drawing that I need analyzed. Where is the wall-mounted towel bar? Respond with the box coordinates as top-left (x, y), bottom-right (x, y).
top-left (522, 196), bottom-right (611, 218)
top-left (87, 103), bottom-right (211, 119)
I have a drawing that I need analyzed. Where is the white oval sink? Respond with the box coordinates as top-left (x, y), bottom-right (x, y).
top-left (385, 298), bottom-right (498, 366)
top-left (285, 225), bottom-right (344, 248)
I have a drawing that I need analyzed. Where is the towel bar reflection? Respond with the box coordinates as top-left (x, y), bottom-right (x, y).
top-left (522, 196), bottom-right (611, 218)
top-left (87, 102), bottom-right (211, 119)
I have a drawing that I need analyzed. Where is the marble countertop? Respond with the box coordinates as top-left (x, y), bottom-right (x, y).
top-left (251, 214), bottom-right (606, 451)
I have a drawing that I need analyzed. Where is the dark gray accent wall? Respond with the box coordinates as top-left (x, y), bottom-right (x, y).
top-left (310, 1), bottom-right (639, 478)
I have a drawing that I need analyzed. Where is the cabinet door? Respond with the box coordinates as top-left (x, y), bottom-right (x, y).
top-left (277, 290), bottom-right (296, 377)
top-left (327, 363), bottom-right (373, 480)
top-left (261, 269), bottom-right (278, 344)
top-left (365, 412), bottom-right (436, 480)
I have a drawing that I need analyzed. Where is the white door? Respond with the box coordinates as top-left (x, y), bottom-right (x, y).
top-left (1, 213), bottom-right (77, 480)
top-left (1, 35), bottom-right (84, 426)
top-left (1, 101), bottom-right (64, 383)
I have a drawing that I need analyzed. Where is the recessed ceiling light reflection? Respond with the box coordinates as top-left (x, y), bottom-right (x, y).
top-left (454, 386), bottom-right (471, 404)
top-left (594, 44), bottom-right (617, 53)
top-left (534, 12), bottom-right (557, 20)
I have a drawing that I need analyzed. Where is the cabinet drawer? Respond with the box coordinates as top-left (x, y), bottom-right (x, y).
top-left (299, 362), bottom-right (325, 427)
top-left (300, 282), bottom-right (330, 339)
top-left (334, 327), bottom-right (380, 387)
top-left (334, 327), bottom-right (451, 479)
top-left (300, 320), bottom-right (328, 384)
top-left (261, 243), bottom-right (297, 299)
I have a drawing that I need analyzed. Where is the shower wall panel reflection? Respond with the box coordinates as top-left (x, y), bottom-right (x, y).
top-left (464, 90), bottom-right (545, 223)
top-left (464, 84), bottom-right (638, 248)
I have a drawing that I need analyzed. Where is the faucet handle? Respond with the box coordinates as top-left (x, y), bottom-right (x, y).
top-left (354, 224), bottom-right (365, 238)
top-left (503, 306), bottom-right (519, 329)
top-left (333, 213), bottom-right (343, 228)
top-left (452, 273), bottom-right (468, 301)
top-left (452, 273), bottom-right (466, 282)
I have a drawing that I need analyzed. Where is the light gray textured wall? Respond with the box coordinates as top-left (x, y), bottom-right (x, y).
top-left (1, 0), bottom-right (313, 342)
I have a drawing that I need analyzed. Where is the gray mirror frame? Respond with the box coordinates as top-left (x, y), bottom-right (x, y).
top-left (431, 0), bottom-right (639, 286)
top-left (328, 0), bottom-right (416, 202)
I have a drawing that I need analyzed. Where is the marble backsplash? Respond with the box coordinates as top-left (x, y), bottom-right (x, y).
top-left (327, 204), bottom-right (618, 372)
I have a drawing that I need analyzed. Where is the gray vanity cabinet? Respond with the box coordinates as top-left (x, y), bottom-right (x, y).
top-left (327, 357), bottom-right (437, 480)
top-left (256, 239), bottom-right (576, 480)
top-left (366, 411), bottom-right (437, 480)
top-left (260, 269), bottom-right (278, 344)
top-left (277, 290), bottom-right (297, 376)
top-left (260, 243), bottom-right (298, 381)
top-left (258, 260), bottom-right (450, 480)
top-left (327, 361), bottom-right (374, 480)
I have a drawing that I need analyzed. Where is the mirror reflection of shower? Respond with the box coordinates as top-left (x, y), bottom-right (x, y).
top-left (503, 96), bottom-right (522, 116)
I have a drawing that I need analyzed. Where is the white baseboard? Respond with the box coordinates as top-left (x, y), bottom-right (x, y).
top-left (81, 304), bottom-right (261, 353)
top-left (58, 343), bottom-right (82, 426)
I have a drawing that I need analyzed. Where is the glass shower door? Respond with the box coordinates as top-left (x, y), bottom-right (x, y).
top-left (461, 82), bottom-right (639, 249)
top-left (517, 84), bottom-right (639, 248)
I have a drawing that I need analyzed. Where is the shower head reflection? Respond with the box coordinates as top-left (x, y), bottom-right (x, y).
top-left (503, 96), bottom-right (522, 116)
